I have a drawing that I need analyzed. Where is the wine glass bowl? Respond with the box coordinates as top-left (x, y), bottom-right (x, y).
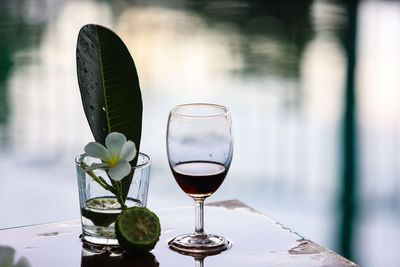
top-left (167, 103), bottom-right (233, 254)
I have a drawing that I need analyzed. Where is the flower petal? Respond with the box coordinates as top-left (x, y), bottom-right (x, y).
top-left (119, 141), bottom-right (137, 162)
top-left (85, 162), bottom-right (109, 171)
top-left (105, 132), bottom-right (126, 158)
top-left (84, 142), bottom-right (111, 161)
top-left (108, 160), bottom-right (130, 181)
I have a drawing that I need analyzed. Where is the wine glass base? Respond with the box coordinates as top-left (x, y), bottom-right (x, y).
top-left (168, 233), bottom-right (231, 255)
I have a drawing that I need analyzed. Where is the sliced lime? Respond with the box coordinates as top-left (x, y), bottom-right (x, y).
top-left (116, 207), bottom-right (161, 253)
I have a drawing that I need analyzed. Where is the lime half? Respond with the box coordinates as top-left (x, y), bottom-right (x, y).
top-left (116, 207), bottom-right (161, 253)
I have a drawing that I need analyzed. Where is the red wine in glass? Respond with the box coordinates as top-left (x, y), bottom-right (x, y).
top-left (171, 161), bottom-right (228, 198)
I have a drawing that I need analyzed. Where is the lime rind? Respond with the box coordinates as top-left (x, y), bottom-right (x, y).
top-left (116, 207), bottom-right (161, 253)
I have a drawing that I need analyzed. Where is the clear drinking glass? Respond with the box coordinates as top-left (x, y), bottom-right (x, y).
top-left (76, 152), bottom-right (151, 247)
top-left (166, 103), bottom-right (233, 254)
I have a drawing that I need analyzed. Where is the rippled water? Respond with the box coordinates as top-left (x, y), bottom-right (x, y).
top-left (0, 1), bottom-right (400, 266)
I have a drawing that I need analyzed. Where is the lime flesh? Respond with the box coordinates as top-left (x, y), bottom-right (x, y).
top-left (116, 207), bottom-right (161, 253)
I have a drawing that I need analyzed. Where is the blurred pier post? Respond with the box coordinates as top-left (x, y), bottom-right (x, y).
top-left (340, 0), bottom-right (359, 260)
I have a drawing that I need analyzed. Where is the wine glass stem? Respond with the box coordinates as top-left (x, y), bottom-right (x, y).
top-left (195, 258), bottom-right (204, 267)
top-left (194, 199), bottom-right (205, 236)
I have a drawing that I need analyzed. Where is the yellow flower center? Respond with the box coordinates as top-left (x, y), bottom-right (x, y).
top-left (108, 157), bottom-right (118, 168)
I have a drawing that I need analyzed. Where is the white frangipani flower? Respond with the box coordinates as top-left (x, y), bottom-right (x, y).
top-left (84, 132), bottom-right (137, 181)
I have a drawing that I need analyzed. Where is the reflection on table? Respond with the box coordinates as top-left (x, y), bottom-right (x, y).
top-left (0, 200), bottom-right (359, 267)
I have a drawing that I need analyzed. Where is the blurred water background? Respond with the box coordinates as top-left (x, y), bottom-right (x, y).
top-left (0, 0), bottom-right (399, 266)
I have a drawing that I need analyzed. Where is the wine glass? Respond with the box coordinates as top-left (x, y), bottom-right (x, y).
top-left (166, 103), bottom-right (233, 254)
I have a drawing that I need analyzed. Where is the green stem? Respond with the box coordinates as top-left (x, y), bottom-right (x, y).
top-left (81, 162), bottom-right (126, 209)
top-left (86, 171), bottom-right (114, 193)
top-left (110, 179), bottom-right (127, 210)
top-left (115, 180), bottom-right (127, 210)
top-left (97, 175), bottom-right (116, 194)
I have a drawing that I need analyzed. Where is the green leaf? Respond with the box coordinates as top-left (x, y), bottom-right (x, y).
top-left (76, 24), bottom-right (142, 200)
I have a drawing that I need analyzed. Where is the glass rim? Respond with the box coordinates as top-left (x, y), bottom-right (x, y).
top-left (75, 152), bottom-right (151, 170)
top-left (169, 103), bottom-right (230, 119)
